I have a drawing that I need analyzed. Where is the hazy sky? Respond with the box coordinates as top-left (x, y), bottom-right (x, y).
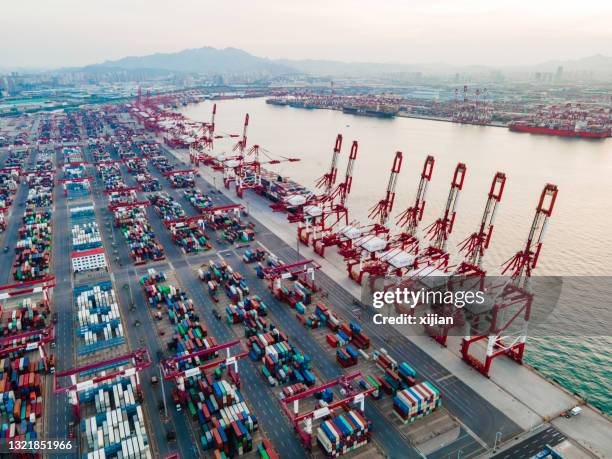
top-left (2, 0), bottom-right (611, 68)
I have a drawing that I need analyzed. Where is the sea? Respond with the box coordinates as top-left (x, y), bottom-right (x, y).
top-left (181, 97), bottom-right (612, 416)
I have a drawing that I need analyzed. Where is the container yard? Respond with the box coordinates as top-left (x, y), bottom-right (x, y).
top-left (0, 279), bottom-right (55, 447)
top-left (0, 86), bottom-right (608, 459)
top-left (74, 281), bottom-right (127, 357)
top-left (13, 209), bottom-right (53, 281)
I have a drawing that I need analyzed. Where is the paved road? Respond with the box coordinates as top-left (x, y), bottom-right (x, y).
top-left (491, 426), bottom-right (566, 459)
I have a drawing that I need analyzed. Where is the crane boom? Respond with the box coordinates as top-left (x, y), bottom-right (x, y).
top-left (502, 183), bottom-right (558, 282)
top-left (458, 172), bottom-right (506, 267)
top-left (316, 134), bottom-right (343, 194)
top-left (426, 162), bottom-right (466, 250)
top-left (368, 151), bottom-right (403, 226)
top-left (330, 140), bottom-right (358, 207)
top-left (396, 155), bottom-right (435, 234)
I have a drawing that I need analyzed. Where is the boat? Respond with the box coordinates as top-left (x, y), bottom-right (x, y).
top-left (509, 122), bottom-right (610, 139)
top-left (342, 104), bottom-right (398, 118)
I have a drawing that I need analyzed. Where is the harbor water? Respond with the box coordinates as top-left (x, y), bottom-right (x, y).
top-left (181, 98), bottom-right (612, 415)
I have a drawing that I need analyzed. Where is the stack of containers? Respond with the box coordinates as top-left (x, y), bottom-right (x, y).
top-left (151, 156), bottom-right (173, 174)
top-left (180, 369), bottom-right (259, 456)
top-left (348, 322), bottom-right (370, 349)
top-left (135, 142), bottom-right (160, 159)
top-left (316, 409), bottom-right (371, 457)
top-left (373, 350), bottom-right (418, 395)
top-left (335, 347), bottom-right (358, 368)
top-left (79, 376), bottom-right (152, 458)
top-left (257, 439), bottom-right (280, 459)
top-left (168, 172), bottom-right (195, 188)
top-left (169, 221), bottom-right (211, 253)
top-left (357, 374), bottom-right (382, 400)
top-left (114, 205), bottom-right (164, 264)
top-left (393, 381), bottom-right (441, 424)
top-left (140, 270), bottom-right (217, 360)
top-left (0, 352), bottom-right (45, 442)
top-left (72, 222), bottom-right (102, 251)
top-left (136, 173), bottom-right (160, 192)
top-left (0, 297), bottom-right (48, 336)
top-left (98, 163), bottom-right (127, 191)
top-left (108, 189), bottom-right (138, 207)
top-left (149, 192), bottom-right (185, 221)
top-left (13, 209), bottom-right (52, 281)
top-left (125, 158), bottom-right (148, 174)
top-left (61, 146), bottom-right (83, 163)
top-left (184, 189), bottom-right (213, 212)
top-left (75, 282), bottom-right (125, 355)
top-left (248, 330), bottom-right (315, 387)
top-left (25, 171), bottom-right (54, 208)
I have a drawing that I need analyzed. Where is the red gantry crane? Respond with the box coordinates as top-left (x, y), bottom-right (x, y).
top-left (54, 349), bottom-right (152, 420)
top-left (298, 139), bottom-right (358, 246)
top-left (342, 151), bottom-right (403, 284)
top-left (417, 162), bottom-right (467, 270)
top-left (377, 155), bottom-right (436, 278)
top-left (461, 183), bottom-right (558, 377)
top-left (307, 140), bottom-right (359, 252)
top-left (425, 172), bottom-right (506, 346)
top-left (279, 372), bottom-right (375, 449)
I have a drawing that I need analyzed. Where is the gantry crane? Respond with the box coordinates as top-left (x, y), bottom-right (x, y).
top-left (54, 349), bottom-right (152, 420)
top-left (419, 162), bottom-right (467, 269)
top-left (461, 184), bottom-right (558, 377)
top-left (457, 172), bottom-right (506, 275)
top-left (279, 372), bottom-right (375, 449)
top-left (343, 151), bottom-right (403, 284)
top-left (297, 140), bottom-right (358, 248)
top-left (272, 134), bottom-right (344, 216)
top-left (307, 140), bottom-right (359, 251)
top-left (425, 172), bottom-right (506, 346)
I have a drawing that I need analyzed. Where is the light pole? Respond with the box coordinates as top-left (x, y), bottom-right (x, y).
top-left (159, 366), bottom-right (168, 418)
top-left (493, 431), bottom-right (502, 452)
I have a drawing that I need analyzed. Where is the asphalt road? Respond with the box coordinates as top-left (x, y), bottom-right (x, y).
top-left (491, 425), bottom-right (566, 459)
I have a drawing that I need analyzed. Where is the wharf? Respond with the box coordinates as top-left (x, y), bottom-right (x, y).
top-left (167, 144), bottom-right (612, 459)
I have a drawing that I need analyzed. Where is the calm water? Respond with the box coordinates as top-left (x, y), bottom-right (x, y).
top-left (181, 98), bottom-right (612, 414)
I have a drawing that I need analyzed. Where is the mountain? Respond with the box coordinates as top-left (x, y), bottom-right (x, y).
top-left (79, 47), bottom-right (612, 79)
top-left (90, 47), bottom-right (296, 76)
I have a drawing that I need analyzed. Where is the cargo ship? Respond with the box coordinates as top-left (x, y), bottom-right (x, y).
top-left (342, 104), bottom-right (399, 119)
top-left (509, 121), bottom-right (610, 139)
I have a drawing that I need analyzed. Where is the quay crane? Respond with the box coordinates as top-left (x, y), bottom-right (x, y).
top-left (425, 172), bottom-right (506, 346)
top-left (341, 151), bottom-right (403, 284)
top-left (461, 183), bottom-right (558, 377)
top-left (270, 134), bottom-right (344, 217)
top-left (417, 162), bottom-right (467, 271)
top-left (189, 103), bottom-right (218, 166)
top-left (300, 139), bottom-right (359, 247)
top-left (374, 155), bottom-right (436, 279)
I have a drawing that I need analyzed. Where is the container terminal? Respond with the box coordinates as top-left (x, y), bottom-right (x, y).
top-left (0, 90), bottom-right (609, 459)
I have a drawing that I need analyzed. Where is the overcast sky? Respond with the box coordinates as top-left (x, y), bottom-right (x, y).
top-left (2, 0), bottom-right (611, 68)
